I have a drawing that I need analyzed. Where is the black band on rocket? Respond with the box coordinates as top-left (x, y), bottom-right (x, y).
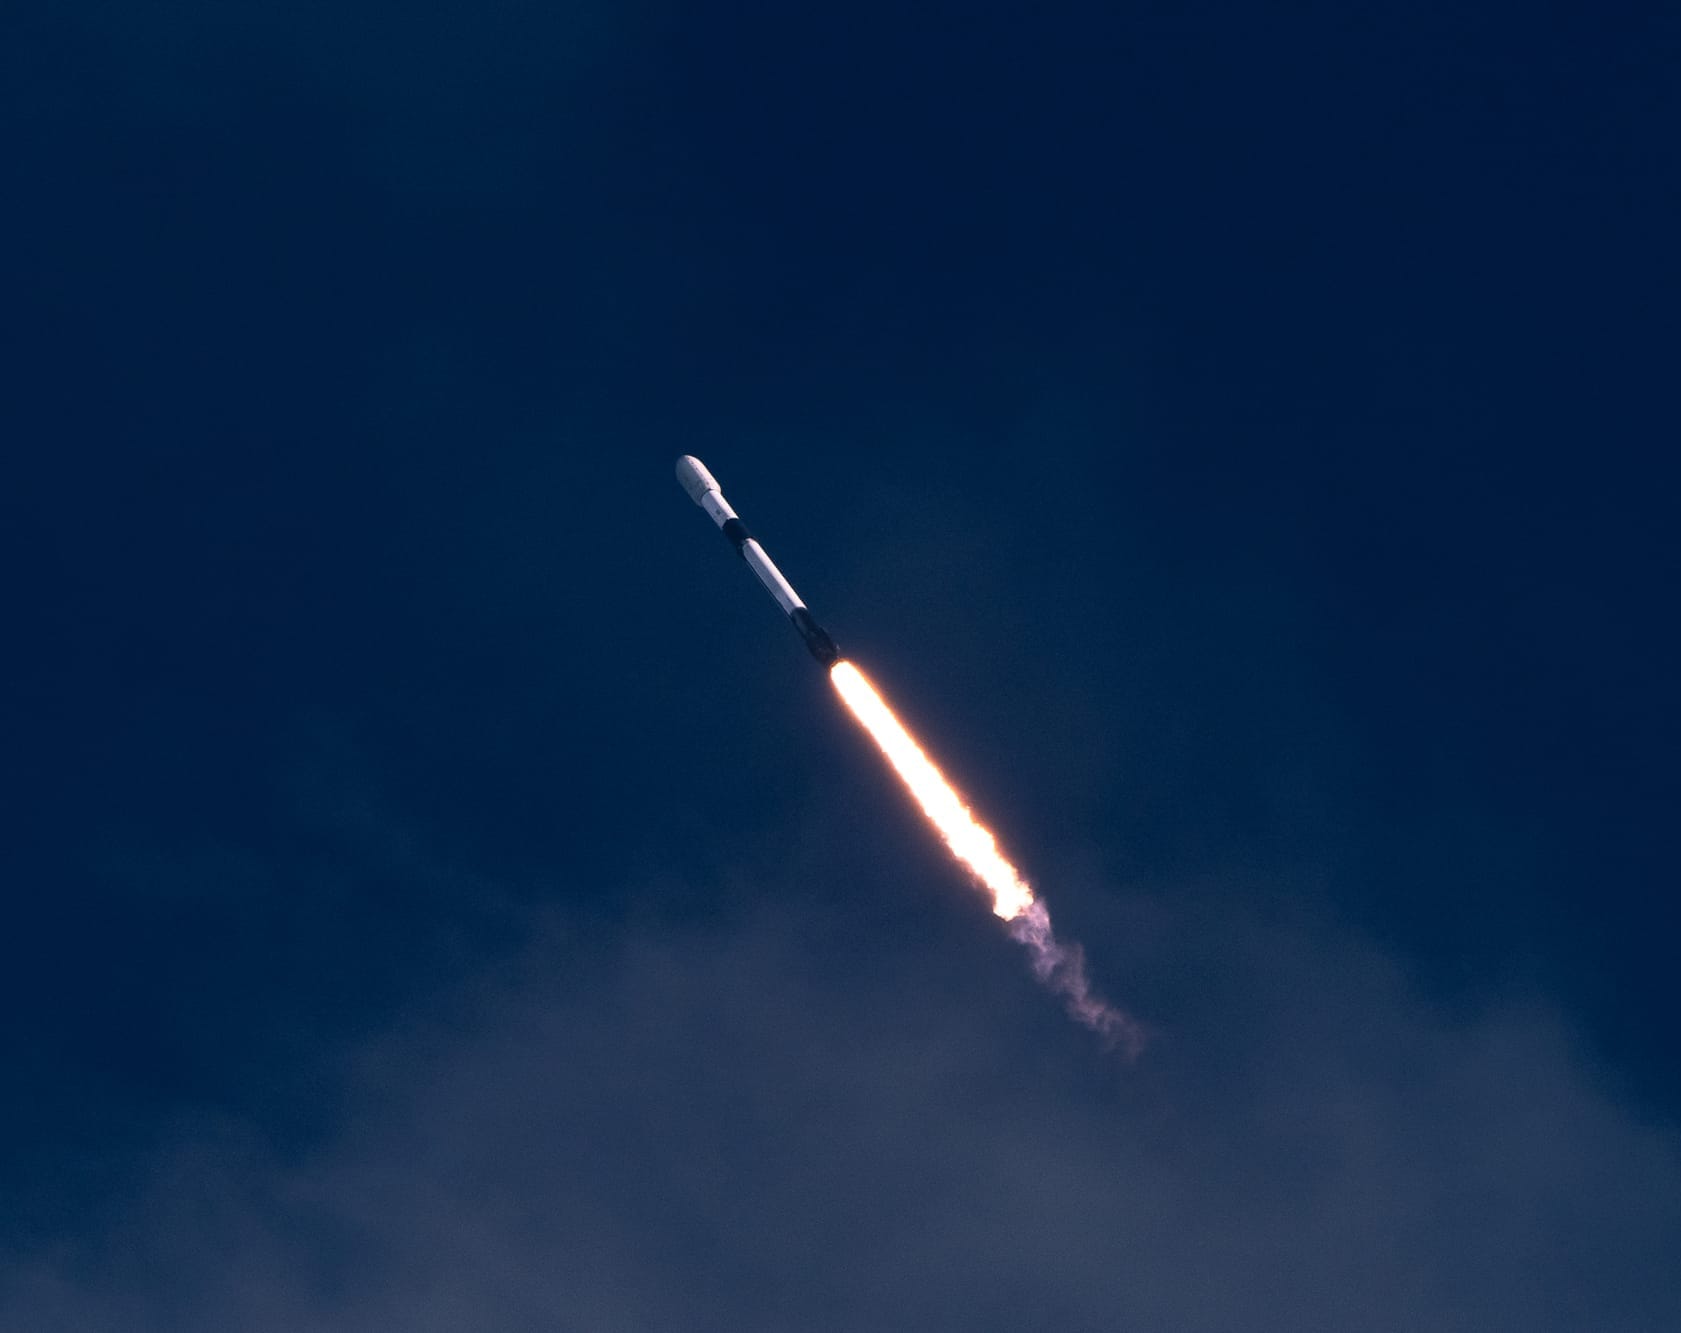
top-left (721, 518), bottom-right (753, 552)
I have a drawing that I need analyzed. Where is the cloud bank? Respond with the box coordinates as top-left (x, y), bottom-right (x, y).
top-left (5, 878), bottom-right (1676, 1333)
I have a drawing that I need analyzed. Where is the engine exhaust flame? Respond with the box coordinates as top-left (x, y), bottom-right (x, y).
top-left (829, 661), bottom-right (1142, 1054)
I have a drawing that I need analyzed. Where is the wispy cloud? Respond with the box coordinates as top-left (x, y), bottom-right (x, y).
top-left (6, 878), bottom-right (1676, 1332)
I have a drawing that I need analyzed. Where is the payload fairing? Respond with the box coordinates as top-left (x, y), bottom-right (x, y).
top-left (675, 455), bottom-right (840, 666)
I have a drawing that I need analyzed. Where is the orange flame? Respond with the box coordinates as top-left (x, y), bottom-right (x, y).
top-left (829, 659), bottom-right (1143, 1054)
top-left (830, 661), bottom-right (1033, 918)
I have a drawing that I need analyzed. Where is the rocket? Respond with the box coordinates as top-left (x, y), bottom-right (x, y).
top-left (676, 455), bottom-right (840, 667)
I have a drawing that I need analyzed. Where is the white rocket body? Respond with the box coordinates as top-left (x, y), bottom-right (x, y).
top-left (675, 455), bottom-right (839, 665)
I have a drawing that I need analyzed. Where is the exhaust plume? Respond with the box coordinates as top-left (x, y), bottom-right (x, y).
top-left (829, 661), bottom-right (1142, 1054)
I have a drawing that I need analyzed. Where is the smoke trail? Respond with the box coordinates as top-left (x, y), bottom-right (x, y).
top-left (1005, 900), bottom-right (1143, 1054)
top-left (829, 661), bottom-right (1143, 1055)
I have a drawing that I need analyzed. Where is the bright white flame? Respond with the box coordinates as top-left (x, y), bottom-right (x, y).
top-left (829, 659), bottom-right (1144, 1055)
top-left (830, 660), bottom-right (1033, 919)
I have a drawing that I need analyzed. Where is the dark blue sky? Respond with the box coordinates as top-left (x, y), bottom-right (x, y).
top-left (6, 3), bottom-right (1679, 1327)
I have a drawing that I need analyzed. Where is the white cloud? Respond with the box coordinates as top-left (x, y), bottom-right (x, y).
top-left (6, 883), bottom-right (1676, 1332)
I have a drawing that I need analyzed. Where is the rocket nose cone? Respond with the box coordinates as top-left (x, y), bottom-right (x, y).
top-left (675, 455), bottom-right (721, 505)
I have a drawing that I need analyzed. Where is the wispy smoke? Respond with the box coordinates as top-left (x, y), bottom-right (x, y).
top-left (1007, 899), bottom-right (1145, 1055)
